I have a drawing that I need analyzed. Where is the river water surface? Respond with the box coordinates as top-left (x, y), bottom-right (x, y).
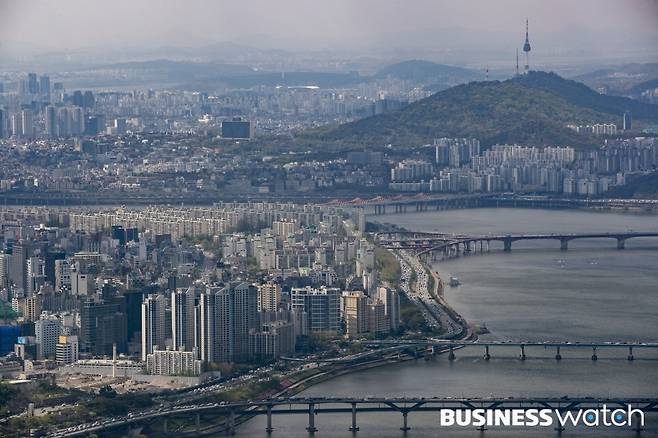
top-left (237, 208), bottom-right (658, 437)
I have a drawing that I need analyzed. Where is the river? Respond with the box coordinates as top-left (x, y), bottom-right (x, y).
top-left (237, 208), bottom-right (658, 437)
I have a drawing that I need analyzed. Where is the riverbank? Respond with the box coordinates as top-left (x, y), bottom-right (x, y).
top-left (229, 207), bottom-right (658, 437)
top-left (202, 245), bottom-right (474, 435)
top-left (199, 352), bottom-right (425, 435)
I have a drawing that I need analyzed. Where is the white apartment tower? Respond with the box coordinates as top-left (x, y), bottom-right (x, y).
top-left (141, 294), bottom-right (166, 361)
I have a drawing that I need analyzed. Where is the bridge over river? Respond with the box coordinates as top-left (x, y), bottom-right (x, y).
top-left (361, 340), bottom-right (658, 361)
top-left (50, 396), bottom-right (658, 437)
top-left (376, 231), bottom-right (658, 258)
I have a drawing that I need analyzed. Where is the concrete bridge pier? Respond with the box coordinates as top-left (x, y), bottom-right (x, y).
top-left (617, 238), bottom-right (626, 250)
top-left (400, 411), bottom-right (411, 432)
top-left (503, 238), bottom-right (512, 252)
top-left (448, 345), bottom-right (456, 361)
top-left (484, 345), bottom-right (491, 361)
top-left (520, 345), bottom-right (526, 361)
top-left (306, 403), bottom-right (318, 433)
top-left (591, 347), bottom-right (598, 361)
top-left (162, 417), bottom-right (168, 435)
top-left (628, 346), bottom-right (634, 361)
top-left (195, 412), bottom-right (201, 435)
top-left (349, 402), bottom-right (359, 432)
top-left (560, 238), bottom-right (569, 251)
top-left (555, 346), bottom-right (562, 361)
top-left (266, 404), bottom-right (273, 434)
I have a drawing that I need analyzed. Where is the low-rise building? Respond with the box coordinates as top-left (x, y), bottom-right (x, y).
top-left (55, 335), bottom-right (79, 365)
top-left (250, 320), bottom-right (296, 358)
top-left (146, 347), bottom-right (202, 377)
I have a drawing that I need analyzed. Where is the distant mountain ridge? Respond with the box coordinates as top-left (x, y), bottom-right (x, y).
top-left (375, 60), bottom-right (482, 83)
top-left (575, 63), bottom-right (658, 95)
top-left (89, 58), bottom-right (481, 90)
top-left (305, 71), bottom-right (658, 150)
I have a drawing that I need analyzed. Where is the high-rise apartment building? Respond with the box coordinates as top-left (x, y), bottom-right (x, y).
top-left (199, 287), bottom-right (233, 364)
top-left (35, 316), bottom-right (61, 359)
top-left (198, 283), bottom-right (258, 364)
top-left (54, 259), bottom-right (71, 290)
top-left (27, 73), bottom-right (39, 95)
top-left (232, 282), bottom-right (258, 362)
top-left (80, 298), bottom-right (127, 356)
top-left (342, 291), bottom-right (368, 338)
top-left (45, 106), bottom-right (57, 139)
top-left (0, 253), bottom-right (8, 289)
top-left (45, 250), bottom-right (66, 286)
top-left (141, 294), bottom-right (166, 361)
top-left (291, 286), bottom-right (341, 333)
top-left (9, 241), bottom-right (29, 292)
top-left (11, 113), bottom-right (22, 138)
top-left (0, 108), bottom-right (5, 139)
top-left (623, 111), bottom-right (633, 131)
top-left (171, 287), bottom-right (196, 352)
top-left (39, 75), bottom-right (51, 97)
top-left (258, 282), bottom-right (281, 312)
top-left (21, 109), bottom-right (33, 139)
top-left (376, 286), bottom-right (401, 332)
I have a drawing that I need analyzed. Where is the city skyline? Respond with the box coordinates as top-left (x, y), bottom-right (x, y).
top-left (1, 2), bottom-right (658, 437)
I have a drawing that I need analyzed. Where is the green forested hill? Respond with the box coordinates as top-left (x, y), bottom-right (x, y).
top-left (511, 71), bottom-right (658, 120)
top-left (305, 73), bottom-right (625, 149)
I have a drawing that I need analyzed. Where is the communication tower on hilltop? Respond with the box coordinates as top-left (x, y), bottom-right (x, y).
top-left (523, 19), bottom-right (532, 73)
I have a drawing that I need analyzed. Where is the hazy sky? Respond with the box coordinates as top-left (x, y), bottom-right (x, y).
top-left (1, 0), bottom-right (657, 55)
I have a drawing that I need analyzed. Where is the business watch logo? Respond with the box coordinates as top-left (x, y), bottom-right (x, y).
top-left (439, 405), bottom-right (644, 428)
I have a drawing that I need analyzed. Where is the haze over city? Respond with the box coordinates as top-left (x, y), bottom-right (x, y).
top-left (1, 1), bottom-right (658, 437)
top-left (1, 0), bottom-right (658, 67)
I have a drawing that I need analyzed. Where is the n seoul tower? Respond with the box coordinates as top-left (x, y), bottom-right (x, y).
top-left (523, 19), bottom-right (532, 74)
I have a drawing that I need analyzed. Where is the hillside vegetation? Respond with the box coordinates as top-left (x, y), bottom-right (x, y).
top-left (301, 71), bottom-right (658, 150)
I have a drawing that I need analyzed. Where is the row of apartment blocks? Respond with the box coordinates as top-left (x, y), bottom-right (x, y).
top-left (68, 203), bottom-right (346, 239)
top-left (567, 123), bottom-right (618, 136)
top-left (389, 140), bottom-right (658, 195)
top-left (390, 169), bottom-right (615, 196)
top-left (140, 283), bottom-right (400, 375)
